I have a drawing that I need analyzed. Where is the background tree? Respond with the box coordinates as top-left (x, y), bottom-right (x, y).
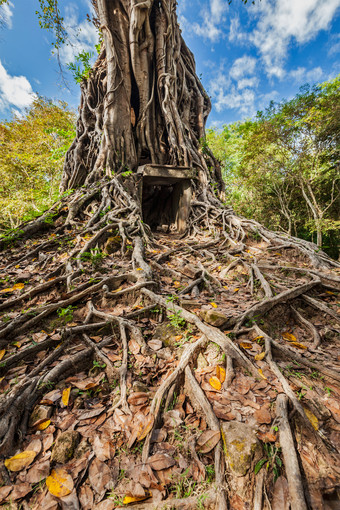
top-left (0, 97), bottom-right (76, 231)
top-left (207, 76), bottom-right (340, 257)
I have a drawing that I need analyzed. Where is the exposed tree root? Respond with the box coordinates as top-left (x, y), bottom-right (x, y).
top-left (0, 183), bottom-right (339, 509)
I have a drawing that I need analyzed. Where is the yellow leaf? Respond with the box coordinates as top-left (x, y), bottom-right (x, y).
top-left (136, 268), bottom-right (143, 271)
top-left (223, 286), bottom-right (228, 289)
top-left (137, 416), bottom-right (155, 441)
top-left (173, 281), bottom-right (181, 287)
top-left (12, 342), bottom-right (21, 348)
top-left (218, 266), bottom-right (222, 270)
top-left (216, 366), bottom-right (226, 383)
top-left (62, 387), bottom-right (71, 407)
top-left (253, 336), bottom-right (264, 342)
top-left (304, 408), bottom-right (319, 430)
top-left (13, 283), bottom-right (25, 290)
top-left (0, 288), bottom-right (13, 293)
top-left (255, 352), bottom-right (266, 361)
top-left (46, 468), bottom-right (74, 498)
top-left (0, 349), bottom-right (5, 361)
top-left (15, 265), bottom-right (20, 268)
top-left (35, 419), bottom-right (51, 431)
top-left (112, 287), bottom-right (122, 293)
top-left (4, 451), bottom-right (37, 471)
top-left (209, 376), bottom-right (222, 391)
top-left (240, 342), bottom-right (252, 349)
top-left (282, 332), bottom-right (297, 342)
top-left (290, 342), bottom-right (307, 350)
top-left (325, 291), bottom-right (334, 295)
top-left (258, 369), bottom-right (267, 380)
top-left (210, 302), bottom-right (218, 308)
top-left (234, 288), bottom-right (240, 292)
top-left (123, 493), bottom-right (151, 505)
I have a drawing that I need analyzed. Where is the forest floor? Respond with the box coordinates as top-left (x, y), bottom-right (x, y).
top-left (0, 198), bottom-right (339, 509)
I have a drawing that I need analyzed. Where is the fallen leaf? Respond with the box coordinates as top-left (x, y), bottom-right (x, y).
top-left (4, 451), bottom-right (37, 471)
top-left (240, 342), bottom-right (252, 349)
top-left (282, 332), bottom-right (297, 342)
top-left (46, 468), bottom-right (74, 498)
top-left (216, 366), bottom-right (226, 383)
top-left (196, 430), bottom-right (221, 453)
top-left (0, 349), bottom-right (5, 361)
top-left (290, 342), bottom-right (307, 350)
top-left (233, 288), bottom-right (239, 292)
top-left (258, 369), bottom-right (267, 380)
top-left (137, 415), bottom-right (155, 441)
top-left (123, 493), bottom-right (151, 505)
top-left (255, 352), bottom-right (266, 361)
top-left (257, 431), bottom-right (277, 443)
top-left (88, 458), bottom-right (113, 496)
top-left (254, 407), bottom-right (272, 424)
top-left (272, 476), bottom-right (290, 510)
top-left (34, 419), bottom-right (51, 431)
top-left (147, 453), bottom-right (176, 471)
top-left (209, 376), bottom-right (222, 391)
top-left (304, 407), bottom-right (319, 430)
top-left (61, 387), bottom-right (71, 407)
top-left (13, 283), bottom-right (25, 290)
top-left (210, 302), bottom-right (218, 308)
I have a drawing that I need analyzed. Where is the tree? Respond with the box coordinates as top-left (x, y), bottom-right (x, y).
top-left (0, 3), bottom-right (339, 509)
top-left (0, 97), bottom-right (76, 230)
top-left (207, 77), bottom-right (340, 255)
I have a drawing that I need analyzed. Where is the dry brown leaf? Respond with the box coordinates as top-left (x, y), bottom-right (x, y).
top-left (79, 485), bottom-right (94, 510)
top-left (0, 486), bottom-right (12, 504)
top-left (88, 457), bottom-right (113, 496)
top-left (272, 476), bottom-right (290, 510)
top-left (26, 459), bottom-right (50, 484)
top-left (254, 407), bottom-right (272, 424)
top-left (128, 339), bottom-right (140, 354)
top-left (4, 450), bottom-right (37, 471)
top-left (209, 376), bottom-right (222, 391)
top-left (127, 392), bottom-right (149, 406)
top-left (147, 453), bottom-right (176, 471)
top-left (93, 435), bottom-right (112, 461)
top-left (9, 482), bottom-right (31, 501)
top-left (46, 467), bottom-right (74, 498)
top-left (196, 430), bottom-right (221, 453)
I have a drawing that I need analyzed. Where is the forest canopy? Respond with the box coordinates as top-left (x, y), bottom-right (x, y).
top-left (207, 75), bottom-right (340, 258)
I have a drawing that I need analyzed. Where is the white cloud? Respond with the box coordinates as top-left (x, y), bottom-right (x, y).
top-left (0, 60), bottom-right (36, 113)
top-left (59, 4), bottom-right (99, 64)
top-left (237, 77), bottom-right (259, 90)
top-left (250, 0), bottom-right (340, 78)
top-left (0, 1), bottom-right (14, 29)
top-left (289, 66), bottom-right (323, 84)
top-left (192, 0), bottom-right (228, 42)
top-left (229, 56), bottom-right (257, 80)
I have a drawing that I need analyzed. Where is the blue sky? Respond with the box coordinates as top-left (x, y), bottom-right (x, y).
top-left (0, 0), bottom-right (339, 127)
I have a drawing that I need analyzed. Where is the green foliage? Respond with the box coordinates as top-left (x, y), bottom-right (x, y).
top-left (67, 51), bottom-right (94, 84)
top-left (36, 0), bottom-right (67, 54)
top-left (167, 310), bottom-right (186, 329)
top-left (207, 75), bottom-right (340, 258)
top-left (0, 97), bottom-right (76, 232)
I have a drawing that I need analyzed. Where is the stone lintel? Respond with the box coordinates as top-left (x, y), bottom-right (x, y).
top-left (137, 164), bottom-right (195, 182)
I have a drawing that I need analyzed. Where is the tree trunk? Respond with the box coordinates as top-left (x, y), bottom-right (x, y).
top-left (61, 0), bottom-right (224, 195)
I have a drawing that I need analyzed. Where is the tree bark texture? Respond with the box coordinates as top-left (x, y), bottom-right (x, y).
top-left (61, 0), bottom-right (223, 193)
